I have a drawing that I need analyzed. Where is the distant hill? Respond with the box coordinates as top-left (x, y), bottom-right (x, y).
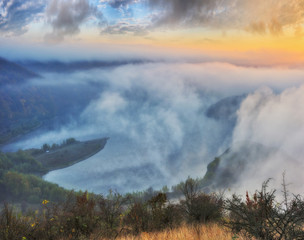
top-left (0, 57), bottom-right (39, 86)
top-left (0, 58), bottom-right (45, 142)
top-left (19, 59), bottom-right (149, 73)
top-left (0, 57), bottom-right (151, 144)
top-left (206, 95), bottom-right (245, 122)
top-left (0, 57), bottom-right (101, 144)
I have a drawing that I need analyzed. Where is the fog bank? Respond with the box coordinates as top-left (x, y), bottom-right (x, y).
top-left (7, 61), bottom-right (304, 194)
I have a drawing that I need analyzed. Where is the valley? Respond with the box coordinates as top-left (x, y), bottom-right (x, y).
top-left (1, 0), bottom-right (304, 238)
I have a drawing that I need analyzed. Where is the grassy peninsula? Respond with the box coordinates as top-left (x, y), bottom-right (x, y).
top-left (0, 138), bottom-right (108, 204)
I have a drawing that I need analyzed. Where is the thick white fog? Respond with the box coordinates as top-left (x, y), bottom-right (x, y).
top-left (7, 61), bottom-right (304, 194)
top-left (230, 86), bottom-right (304, 194)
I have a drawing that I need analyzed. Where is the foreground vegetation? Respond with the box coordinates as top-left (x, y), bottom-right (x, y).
top-left (1, 176), bottom-right (304, 240)
top-left (114, 224), bottom-right (243, 240)
top-left (1, 138), bottom-right (303, 239)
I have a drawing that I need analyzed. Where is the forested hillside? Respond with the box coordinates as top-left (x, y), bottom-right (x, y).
top-left (0, 57), bottom-right (101, 144)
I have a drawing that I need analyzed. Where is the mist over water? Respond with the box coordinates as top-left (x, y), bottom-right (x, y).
top-left (6, 61), bottom-right (304, 194)
top-left (43, 135), bottom-right (167, 194)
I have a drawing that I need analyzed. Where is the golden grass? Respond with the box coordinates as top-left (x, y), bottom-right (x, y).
top-left (112, 224), bottom-right (247, 240)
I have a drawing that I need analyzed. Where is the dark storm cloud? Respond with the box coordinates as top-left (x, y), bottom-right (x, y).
top-left (45, 0), bottom-right (104, 41)
top-left (147, 0), bottom-right (223, 27)
top-left (146, 0), bottom-right (304, 36)
top-left (101, 0), bottom-right (224, 36)
top-left (0, 0), bottom-right (45, 35)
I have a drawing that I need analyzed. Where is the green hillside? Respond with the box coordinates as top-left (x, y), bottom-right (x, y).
top-left (0, 138), bottom-right (107, 203)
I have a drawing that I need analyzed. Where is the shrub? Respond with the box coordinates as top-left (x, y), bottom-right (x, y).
top-left (124, 192), bottom-right (186, 234)
top-left (148, 193), bottom-right (168, 230)
top-left (97, 191), bottom-right (126, 238)
top-left (124, 200), bottom-right (150, 235)
top-left (29, 192), bottom-right (100, 240)
top-left (181, 192), bottom-right (224, 224)
top-left (176, 177), bottom-right (224, 224)
top-left (0, 204), bottom-right (30, 240)
top-left (225, 178), bottom-right (304, 240)
top-left (60, 192), bottom-right (98, 238)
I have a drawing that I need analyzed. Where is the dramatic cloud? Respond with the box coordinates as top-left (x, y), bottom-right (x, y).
top-left (45, 0), bottom-right (104, 41)
top-left (0, 0), bottom-right (45, 36)
top-left (1, 0), bottom-right (303, 38)
top-left (148, 0), bottom-right (221, 27)
top-left (147, 0), bottom-right (304, 36)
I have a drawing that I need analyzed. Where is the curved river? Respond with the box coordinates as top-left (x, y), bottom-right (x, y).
top-left (43, 135), bottom-right (167, 194)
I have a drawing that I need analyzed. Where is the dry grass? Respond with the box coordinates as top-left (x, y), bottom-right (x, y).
top-left (109, 224), bottom-right (247, 240)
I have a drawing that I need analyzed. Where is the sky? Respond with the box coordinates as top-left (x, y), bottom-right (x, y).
top-left (1, 0), bottom-right (304, 64)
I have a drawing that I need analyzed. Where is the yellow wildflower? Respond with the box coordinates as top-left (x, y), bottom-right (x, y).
top-left (42, 200), bottom-right (49, 205)
top-left (31, 222), bottom-right (36, 228)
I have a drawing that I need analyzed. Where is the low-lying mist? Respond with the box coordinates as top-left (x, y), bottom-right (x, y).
top-left (230, 85), bottom-right (304, 194)
top-left (6, 61), bottom-right (304, 194)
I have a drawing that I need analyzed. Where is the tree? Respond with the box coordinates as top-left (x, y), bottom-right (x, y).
top-left (42, 143), bottom-right (50, 152)
top-left (176, 177), bottom-right (223, 223)
top-left (65, 138), bottom-right (77, 145)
